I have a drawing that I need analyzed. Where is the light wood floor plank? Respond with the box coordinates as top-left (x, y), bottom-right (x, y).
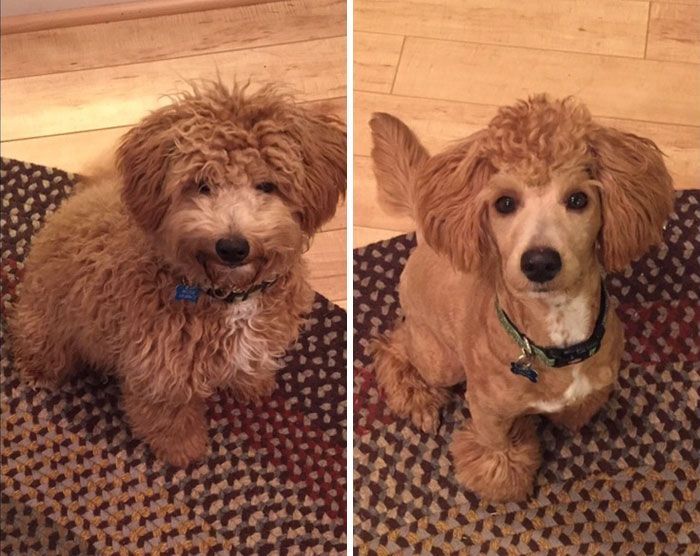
top-left (647, 2), bottom-right (700, 63)
top-left (1, 127), bottom-right (126, 174)
top-left (393, 38), bottom-right (700, 127)
top-left (305, 228), bottom-right (346, 302)
top-left (354, 32), bottom-right (404, 93)
top-left (1, 0), bottom-right (345, 80)
top-left (355, 0), bottom-right (648, 58)
top-left (354, 91), bottom-right (700, 189)
top-left (2, 37), bottom-right (345, 141)
top-left (354, 226), bottom-right (405, 248)
top-left (1, 97), bottom-right (345, 173)
top-left (322, 203), bottom-right (346, 233)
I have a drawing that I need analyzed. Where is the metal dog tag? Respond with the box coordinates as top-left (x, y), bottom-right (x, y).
top-left (510, 340), bottom-right (539, 383)
top-left (175, 284), bottom-right (200, 302)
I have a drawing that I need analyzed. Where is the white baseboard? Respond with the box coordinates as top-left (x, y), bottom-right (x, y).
top-left (1, 0), bottom-right (274, 34)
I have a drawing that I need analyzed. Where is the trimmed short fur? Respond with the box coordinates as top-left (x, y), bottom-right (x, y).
top-left (370, 95), bottom-right (673, 502)
top-left (11, 82), bottom-right (346, 466)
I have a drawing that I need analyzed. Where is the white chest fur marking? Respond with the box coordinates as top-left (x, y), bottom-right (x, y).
top-left (223, 298), bottom-right (280, 376)
top-left (531, 366), bottom-right (593, 413)
top-left (531, 294), bottom-right (594, 413)
top-left (224, 297), bottom-right (260, 323)
top-left (545, 294), bottom-right (591, 346)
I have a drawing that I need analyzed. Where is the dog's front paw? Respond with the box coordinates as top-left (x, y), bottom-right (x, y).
top-left (152, 429), bottom-right (209, 468)
top-left (451, 416), bottom-right (541, 502)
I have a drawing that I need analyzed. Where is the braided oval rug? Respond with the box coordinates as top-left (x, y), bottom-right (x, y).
top-left (0, 158), bottom-right (347, 555)
top-left (353, 191), bottom-right (700, 555)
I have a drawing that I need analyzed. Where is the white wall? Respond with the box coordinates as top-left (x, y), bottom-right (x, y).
top-left (1, 0), bottom-right (138, 17)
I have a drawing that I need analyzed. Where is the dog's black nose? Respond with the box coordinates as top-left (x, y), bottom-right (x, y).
top-left (520, 248), bottom-right (561, 283)
top-left (215, 236), bottom-right (250, 265)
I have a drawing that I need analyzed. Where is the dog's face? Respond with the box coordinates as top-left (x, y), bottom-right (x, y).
top-left (406, 95), bottom-right (673, 296)
top-left (116, 83), bottom-right (345, 289)
top-left (486, 166), bottom-right (602, 296)
top-left (159, 149), bottom-right (308, 289)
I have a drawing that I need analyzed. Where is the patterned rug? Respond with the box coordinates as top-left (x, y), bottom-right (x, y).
top-left (0, 158), bottom-right (347, 555)
top-left (353, 191), bottom-right (700, 555)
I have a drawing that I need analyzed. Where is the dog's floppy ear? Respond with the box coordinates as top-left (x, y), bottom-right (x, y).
top-left (588, 126), bottom-right (674, 271)
top-left (370, 112), bottom-right (429, 216)
top-left (287, 109), bottom-right (346, 234)
top-left (116, 109), bottom-right (178, 232)
top-left (414, 131), bottom-right (495, 272)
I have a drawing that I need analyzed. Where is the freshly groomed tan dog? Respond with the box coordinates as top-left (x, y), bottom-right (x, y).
top-left (12, 82), bottom-right (345, 466)
top-left (370, 95), bottom-right (673, 502)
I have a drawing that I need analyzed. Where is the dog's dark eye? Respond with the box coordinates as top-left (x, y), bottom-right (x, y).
top-left (566, 191), bottom-right (588, 211)
top-left (256, 182), bottom-right (276, 194)
top-left (495, 196), bottom-right (517, 214)
top-left (198, 182), bottom-right (211, 195)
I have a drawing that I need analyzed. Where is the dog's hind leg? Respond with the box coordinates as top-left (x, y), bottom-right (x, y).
top-left (371, 319), bottom-right (461, 433)
top-left (11, 301), bottom-right (81, 388)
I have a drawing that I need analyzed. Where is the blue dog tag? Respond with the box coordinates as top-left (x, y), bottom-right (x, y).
top-left (510, 362), bottom-right (539, 383)
top-left (175, 284), bottom-right (200, 302)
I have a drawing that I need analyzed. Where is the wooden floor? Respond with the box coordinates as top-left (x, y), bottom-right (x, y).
top-left (3, 1), bottom-right (700, 301)
top-left (0, 0), bottom-right (347, 308)
top-left (354, 0), bottom-right (700, 247)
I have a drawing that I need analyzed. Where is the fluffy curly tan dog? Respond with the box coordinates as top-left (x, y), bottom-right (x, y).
top-left (12, 82), bottom-right (345, 466)
top-left (370, 95), bottom-right (673, 502)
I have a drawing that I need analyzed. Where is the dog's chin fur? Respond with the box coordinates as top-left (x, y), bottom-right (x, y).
top-left (10, 81), bottom-right (345, 467)
top-left (202, 258), bottom-right (263, 288)
top-left (369, 94), bottom-right (674, 502)
top-left (184, 244), bottom-right (296, 291)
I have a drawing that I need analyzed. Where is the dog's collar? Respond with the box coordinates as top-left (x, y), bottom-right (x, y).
top-left (495, 282), bottom-right (608, 383)
top-left (204, 276), bottom-right (279, 303)
top-left (175, 276), bottom-right (279, 304)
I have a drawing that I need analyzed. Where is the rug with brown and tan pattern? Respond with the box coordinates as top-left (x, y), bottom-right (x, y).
top-left (0, 158), bottom-right (347, 555)
top-left (353, 191), bottom-right (700, 555)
